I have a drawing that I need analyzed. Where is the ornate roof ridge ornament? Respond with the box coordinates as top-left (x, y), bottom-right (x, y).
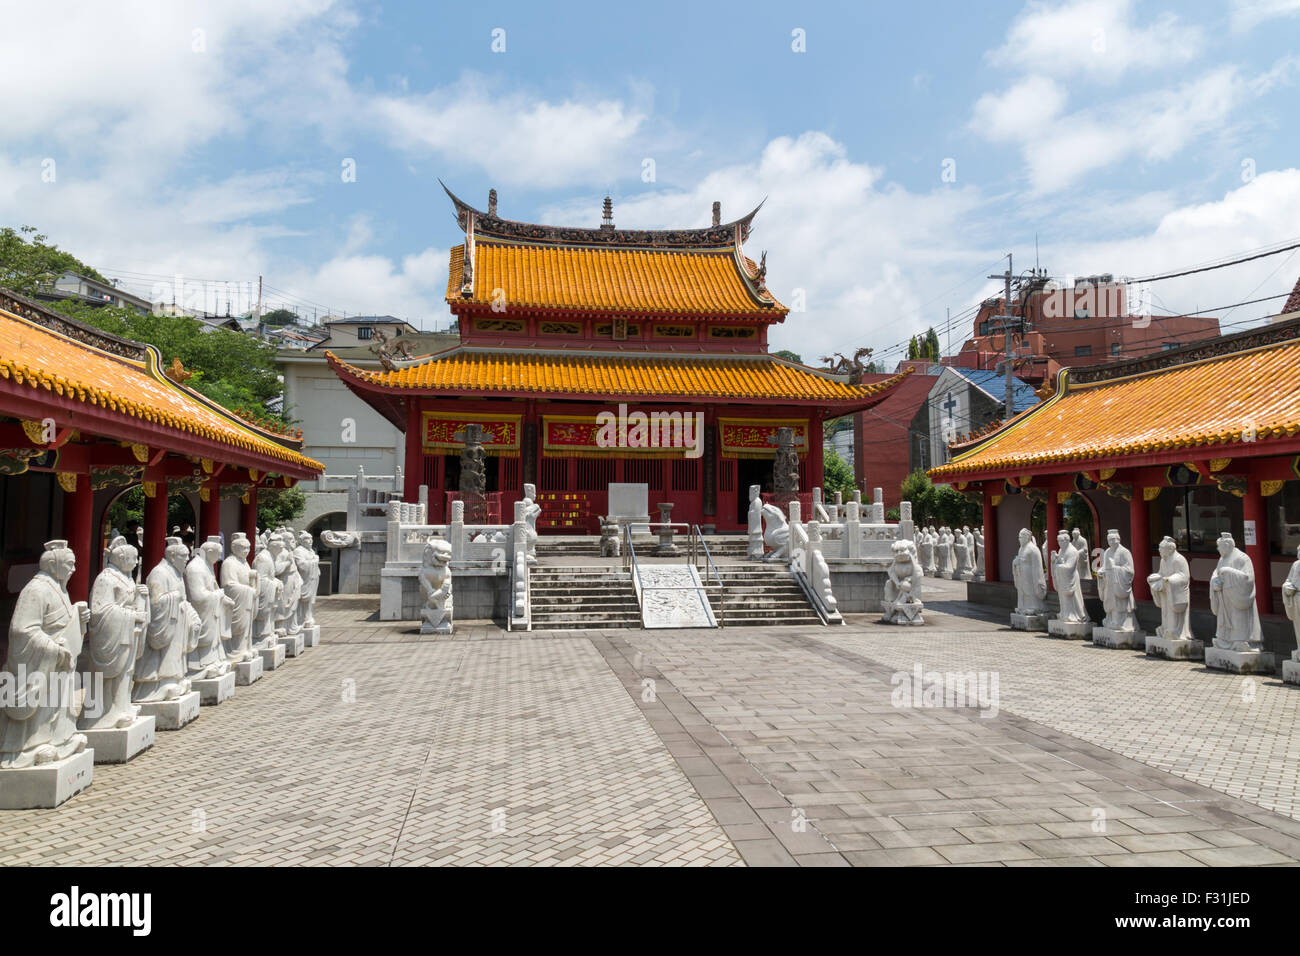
top-left (440, 180), bottom-right (765, 249)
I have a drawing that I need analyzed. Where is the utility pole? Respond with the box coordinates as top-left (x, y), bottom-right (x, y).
top-left (255, 275), bottom-right (263, 328)
top-left (988, 254), bottom-right (1016, 420)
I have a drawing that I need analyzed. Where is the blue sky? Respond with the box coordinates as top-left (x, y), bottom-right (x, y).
top-left (3, 0), bottom-right (1299, 362)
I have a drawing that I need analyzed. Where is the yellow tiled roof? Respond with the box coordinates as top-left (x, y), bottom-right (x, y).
top-left (929, 338), bottom-right (1300, 479)
top-left (329, 349), bottom-right (902, 403)
top-left (0, 307), bottom-right (323, 473)
top-left (446, 239), bottom-right (785, 315)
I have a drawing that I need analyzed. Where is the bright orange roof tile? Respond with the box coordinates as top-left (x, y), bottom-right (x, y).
top-left (445, 239), bottom-right (785, 315)
top-left (929, 337), bottom-right (1300, 479)
top-left (330, 348), bottom-right (903, 403)
top-left (0, 306), bottom-right (323, 472)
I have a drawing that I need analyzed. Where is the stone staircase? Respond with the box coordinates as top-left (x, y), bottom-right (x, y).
top-left (706, 564), bottom-right (825, 627)
top-left (535, 535), bottom-right (750, 558)
top-left (528, 566), bottom-right (642, 629)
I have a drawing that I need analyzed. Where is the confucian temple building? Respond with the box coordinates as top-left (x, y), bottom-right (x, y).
top-left (328, 187), bottom-right (910, 532)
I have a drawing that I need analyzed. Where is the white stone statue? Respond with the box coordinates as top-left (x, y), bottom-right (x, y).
top-left (135, 537), bottom-right (199, 702)
top-left (293, 531), bottom-right (320, 629)
top-left (522, 483), bottom-right (541, 565)
top-left (1011, 528), bottom-right (1047, 615)
top-left (0, 541), bottom-right (89, 767)
top-left (1148, 536), bottom-right (1193, 643)
top-left (1095, 529), bottom-right (1137, 632)
top-left (252, 531), bottom-right (282, 648)
top-left (935, 527), bottom-right (953, 577)
top-left (1283, 550), bottom-right (1300, 655)
top-left (917, 528), bottom-right (935, 575)
top-left (747, 485), bottom-right (764, 560)
top-left (185, 536), bottom-right (232, 679)
top-left (1209, 532), bottom-right (1262, 651)
top-left (760, 502), bottom-right (790, 562)
top-left (953, 530), bottom-right (971, 579)
top-left (1051, 531), bottom-right (1088, 624)
top-left (78, 537), bottom-right (149, 731)
top-left (1071, 528), bottom-right (1092, 581)
top-left (973, 527), bottom-right (985, 579)
top-left (220, 533), bottom-right (258, 664)
top-left (420, 539), bottom-right (454, 634)
top-left (320, 529), bottom-right (359, 549)
top-left (882, 540), bottom-right (925, 625)
top-left (600, 516), bottom-right (621, 557)
top-left (270, 531), bottom-right (302, 636)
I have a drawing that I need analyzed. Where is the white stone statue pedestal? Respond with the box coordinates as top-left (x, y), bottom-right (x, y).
top-left (937, 569), bottom-right (953, 580)
top-left (137, 691), bottom-right (201, 730)
top-left (81, 715), bottom-right (155, 764)
top-left (1048, 619), bottom-right (1093, 640)
top-left (957, 570), bottom-right (974, 582)
top-left (1204, 646), bottom-right (1274, 675)
top-left (881, 601), bottom-right (925, 626)
top-left (193, 671), bottom-right (236, 706)
top-left (1282, 659), bottom-right (1300, 686)
top-left (258, 641), bottom-right (286, 670)
top-left (235, 656), bottom-right (263, 686)
top-left (421, 619), bottom-right (452, 635)
top-left (1010, 611), bottom-right (1047, 631)
top-left (302, 624), bottom-right (320, 647)
top-left (1144, 634), bottom-right (1204, 660)
top-left (279, 632), bottom-right (305, 658)
top-left (1092, 626), bottom-right (1141, 649)
top-left (0, 749), bottom-right (94, 809)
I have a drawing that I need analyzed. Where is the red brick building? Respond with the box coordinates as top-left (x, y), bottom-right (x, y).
top-left (950, 275), bottom-right (1220, 385)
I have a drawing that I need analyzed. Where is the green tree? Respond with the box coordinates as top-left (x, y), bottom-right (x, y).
top-left (900, 468), bottom-right (936, 522)
top-left (907, 336), bottom-right (919, 360)
top-left (925, 327), bottom-right (941, 361)
top-left (822, 450), bottom-right (856, 497)
top-left (261, 307), bottom-right (298, 327)
top-left (258, 486), bottom-right (307, 528)
top-left (0, 226), bottom-right (109, 296)
top-left (773, 349), bottom-right (802, 364)
top-left (56, 300), bottom-right (288, 423)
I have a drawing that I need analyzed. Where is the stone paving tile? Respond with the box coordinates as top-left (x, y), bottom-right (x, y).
top-left (0, 622), bottom-right (739, 867)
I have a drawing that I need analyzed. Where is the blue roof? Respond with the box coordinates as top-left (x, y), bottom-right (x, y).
top-left (948, 367), bottom-right (1038, 413)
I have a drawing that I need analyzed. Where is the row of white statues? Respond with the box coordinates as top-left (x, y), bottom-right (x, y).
top-left (1010, 526), bottom-right (1272, 667)
top-left (915, 526), bottom-right (984, 580)
top-left (0, 528), bottom-right (320, 780)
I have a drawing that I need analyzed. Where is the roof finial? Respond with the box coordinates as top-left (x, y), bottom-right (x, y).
top-left (487, 188), bottom-right (498, 217)
top-left (601, 195), bottom-right (614, 230)
top-left (712, 201), bottom-right (721, 227)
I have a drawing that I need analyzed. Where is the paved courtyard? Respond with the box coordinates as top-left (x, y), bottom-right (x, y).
top-left (7, 582), bottom-right (1300, 866)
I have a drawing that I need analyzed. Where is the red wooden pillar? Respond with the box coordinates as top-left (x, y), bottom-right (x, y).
top-left (982, 481), bottom-right (999, 582)
top-left (200, 479), bottom-right (221, 544)
top-left (1130, 491), bottom-right (1151, 602)
top-left (1243, 479), bottom-right (1272, 616)
top-left (808, 417), bottom-right (824, 490)
top-left (63, 473), bottom-right (95, 603)
top-left (404, 403), bottom-right (422, 504)
top-left (242, 484), bottom-right (259, 559)
top-left (1045, 487), bottom-right (1062, 566)
top-left (143, 476), bottom-right (169, 571)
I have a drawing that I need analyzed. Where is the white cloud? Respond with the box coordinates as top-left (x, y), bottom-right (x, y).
top-left (1231, 0), bottom-right (1300, 32)
top-left (372, 78), bottom-right (646, 189)
top-left (989, 0), bottom-right (1202, 80)
top-left (971, 77), bottom-right (1068, 142)
top-left (543, 132), bottom-right (994, 363)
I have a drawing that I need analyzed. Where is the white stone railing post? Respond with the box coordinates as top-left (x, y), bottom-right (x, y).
top-left (449, 499), bottom-right (466, 564)
top-left (386, 500), bottom-right (401, 563)
top-left (511, 500), bottom-right (529, 628)
top-left (844, 500), bottom-right (862, 561)
top-left (871, 487), bottom-right (885, 524)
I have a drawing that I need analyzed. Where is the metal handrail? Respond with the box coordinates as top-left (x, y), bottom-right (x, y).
top-left (623, 523), bottom-right (645, 627)
top-left (690, 525), bottom-right (725, 628)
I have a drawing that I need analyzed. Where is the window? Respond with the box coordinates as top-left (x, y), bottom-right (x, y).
top-left (357, 327), bottom-right (372, 340)
top-left (1074, 345), bottom-right (1092, 357)
top-left (979, 321), bottom-right (991, 336)
top-left (1163, 342), bottom-right (1179, 351)
top-left (1110, 342), bottom-right (1120, 356)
